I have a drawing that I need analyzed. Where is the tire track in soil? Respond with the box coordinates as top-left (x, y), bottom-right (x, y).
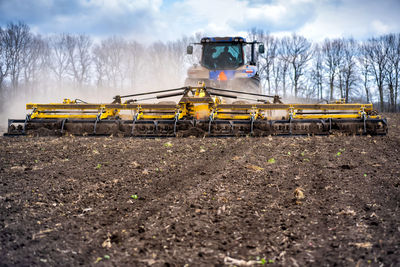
top-left (104, 139), bottom-right (250, 265)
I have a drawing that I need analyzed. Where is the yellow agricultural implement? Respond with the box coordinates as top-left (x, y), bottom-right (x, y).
top-left (6, 85), bottom-right (387, 137)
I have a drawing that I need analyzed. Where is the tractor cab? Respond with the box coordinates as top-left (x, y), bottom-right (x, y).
top-left (186, 37), bottom-right (265, 93)
top-left (201, 39), bottom-right (245, 70)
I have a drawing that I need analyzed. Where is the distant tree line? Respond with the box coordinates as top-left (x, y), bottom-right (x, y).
top-left (0, 22), bottom-right (195, 108)
top-left (0, 22), bottom-right (399, 112)
top-left (249, 29), bottom-right (400, 112)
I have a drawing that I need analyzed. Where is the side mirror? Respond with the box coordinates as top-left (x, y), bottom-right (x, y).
top-left (258, 44), bottom-right (265, 54)
top-left (187, 45), bottom-right (193, 54)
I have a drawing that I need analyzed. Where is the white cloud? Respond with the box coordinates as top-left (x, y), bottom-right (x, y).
top-left (0, 0), bottom-right (399, 42)
top-left (158, 0), bottom-right (318, 40)
top-left (84, 0), bottom-right (162, 11)
top-left (0, 0), bottom-right (163, 42)
top-left (245, 2), bottom-right (290, 24)
top-left (297, 0), bottom-right (400, 41)
top-left (371, 20), bottom-right (390, 35)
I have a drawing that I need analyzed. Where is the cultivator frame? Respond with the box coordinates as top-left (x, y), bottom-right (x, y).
top-left (5, 85), bottom-right (387, 137)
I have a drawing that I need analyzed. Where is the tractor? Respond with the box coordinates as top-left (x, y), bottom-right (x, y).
top-left (185, 36), bottom-right (264, 94)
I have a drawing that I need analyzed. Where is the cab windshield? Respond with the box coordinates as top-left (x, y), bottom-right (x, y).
top-left (201, 43), bottom-right (244, 70)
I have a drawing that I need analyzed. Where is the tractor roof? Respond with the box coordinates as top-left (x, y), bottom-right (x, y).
top-left (200, 37), bottom-right (246, 43)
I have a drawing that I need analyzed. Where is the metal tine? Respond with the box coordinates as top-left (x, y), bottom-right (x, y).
top-left (207, 87), bottom-right (277, 98)
top-left (119, 86), bottom-right (188, 98)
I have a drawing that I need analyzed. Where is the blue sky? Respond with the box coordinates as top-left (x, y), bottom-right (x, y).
top-left (0, 0), bottom-right (399, 42)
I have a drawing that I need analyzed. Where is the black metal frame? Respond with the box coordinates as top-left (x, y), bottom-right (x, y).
top-left (5, 116), bottom-right (388, 137)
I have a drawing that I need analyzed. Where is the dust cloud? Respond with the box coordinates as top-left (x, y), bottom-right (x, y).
top-left (0, 69), bottom-right (187, 133)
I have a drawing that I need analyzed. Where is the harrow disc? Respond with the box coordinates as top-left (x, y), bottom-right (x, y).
top-left (6, 117), bottom-right (387, 137)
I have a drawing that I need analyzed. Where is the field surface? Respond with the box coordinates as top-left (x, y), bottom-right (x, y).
top-left (1, 114), bottom-right (399, 266)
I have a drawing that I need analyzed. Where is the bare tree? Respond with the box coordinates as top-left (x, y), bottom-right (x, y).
top-left (271, 57), bottom-right (289, 97)
top-left (166, 38), bottom-right (190, 86)
top-left (303, 72), bottom-right (319, 99)
top-left (146, 38), bottom-right (189, 89)
top-left (280, 34), bottom-right (312, 97)
top-left (65, 34), bottom-right (92, 88)
top-left (49, 34), bottom-right (70, 86)
top-left (92, 44), bottom-right (107, 89)
top-left (383, 34), bottom-right (400, 112)
top-left (359, 43), bottom-right (371, 102)
top-left (92, 36), bottom-right (127, 90)
top-left (185, 32), bottom-right (203, 67)
top-left (270, 59), bottom-right (281, 95)
top-left (21, 35), bottom-right (48, 95)
top-left (247, 29), bottom-right (276, 94)
top-left (340, 38), bottom-right (358, 102)
top-left (125, 40), bottom-right (144, 89)
top-left (322, 38), bottom-right (344, 101)
top-left (259, 34), bottom-right (277, 95)
top-left (310, 44), bottom-right (324, 100)
top-left (0, 27), bottom-right (11, 93)
top-left (365, 37), bottom-right (388, 111)
top-left (147, 42), bottom-right (169, 88)
top-left (4, 22), bottom-right (31, 92)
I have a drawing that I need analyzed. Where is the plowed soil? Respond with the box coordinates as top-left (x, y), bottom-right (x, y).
top-left (1, 114), bottom-right (399, 266)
